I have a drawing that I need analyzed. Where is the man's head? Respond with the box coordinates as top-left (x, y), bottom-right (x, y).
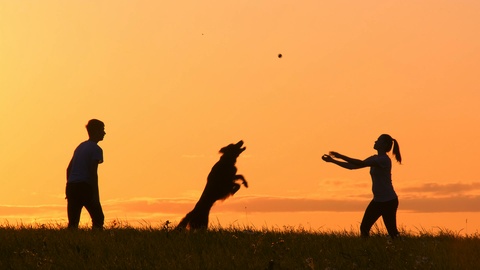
top-left (86, 119), bottom-right (106, 142)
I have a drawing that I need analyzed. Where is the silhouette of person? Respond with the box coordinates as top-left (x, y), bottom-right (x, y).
top-left (66, 119), bottom-right (106, 229)
top-left (322, 134), bottom-right (402, 238)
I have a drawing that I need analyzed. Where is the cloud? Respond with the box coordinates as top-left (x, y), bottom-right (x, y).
top-left (103, 197), bottom-right (195, 214)
top-left (76, 192), bottom-right (480, 215)
top-left (399, 181), bottom-right (480, 196)
top-left (0, 204), bottom-right (66, 224)
top-left (0, 204), bottom-right (64, 216)
top-left (400, 196), bottom-right (480, 212)
top-left (216, 196), bottom-right (366, 212)
top-left (2, 182), bottom-right (480, 224)
top-left (213, 195), bottom-right (480, 213)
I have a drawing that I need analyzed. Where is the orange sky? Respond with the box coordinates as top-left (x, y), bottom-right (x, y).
top-left (1, 0), bottom-right (480, 234)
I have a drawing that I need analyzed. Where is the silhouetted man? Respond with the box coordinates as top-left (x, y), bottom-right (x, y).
top-left (66, 119), bottom-right (106, 229)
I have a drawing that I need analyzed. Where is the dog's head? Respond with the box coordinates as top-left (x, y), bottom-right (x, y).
top-left (219, 140), bottom-right (246, 158)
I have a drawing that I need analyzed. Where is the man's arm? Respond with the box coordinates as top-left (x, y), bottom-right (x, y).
top-left (88, 160), bottom-right (99, 184)
top-left (66, 159), bottom-right (72, 180)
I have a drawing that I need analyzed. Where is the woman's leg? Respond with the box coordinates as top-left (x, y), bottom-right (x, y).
top-left (381, 198), bottom-right (399, 238)
top-left (360, 200), bottom-right (382, 237)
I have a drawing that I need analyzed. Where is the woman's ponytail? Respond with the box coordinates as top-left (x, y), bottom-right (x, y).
top-left (392, 139), bottom-right (402, 164)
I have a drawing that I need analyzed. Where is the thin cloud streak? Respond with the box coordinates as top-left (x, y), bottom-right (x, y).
top-left (111, 180), bottom-right (480, 214)
top-left (399, 181), bottom-right (480, 196)
top-left (2, 182), bottom-right (479, 223)
top-left (2, 195), bottom-right (480, 222)
top-left (0, 204), bottom-right (64, 216)
top-left (400, 196), bottom-right (480, 213)
top-left (215, 195), bottom-right (480, 213)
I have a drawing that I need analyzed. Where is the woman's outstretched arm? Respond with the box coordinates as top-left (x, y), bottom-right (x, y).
top-left (322, 154), bottom-right (367, 170)
top-left (329, 152), bottom-right (367, 167)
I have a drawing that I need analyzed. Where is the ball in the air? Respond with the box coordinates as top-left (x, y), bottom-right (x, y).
top-left (278, 53), bottom-right (282, 58)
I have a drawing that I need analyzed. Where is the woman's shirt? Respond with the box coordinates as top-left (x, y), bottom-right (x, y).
top-left (364, 154), bottom-right (397, 202)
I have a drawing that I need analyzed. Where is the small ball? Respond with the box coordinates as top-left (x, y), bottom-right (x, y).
top-left (278, 53), bottom-right (282, 58)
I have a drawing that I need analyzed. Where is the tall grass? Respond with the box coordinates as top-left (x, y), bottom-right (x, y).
top-left (0, 221), bottom-right (479, 269)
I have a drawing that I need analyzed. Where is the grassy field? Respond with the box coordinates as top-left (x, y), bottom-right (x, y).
top-left (0, 222), bottom-right (479, 269)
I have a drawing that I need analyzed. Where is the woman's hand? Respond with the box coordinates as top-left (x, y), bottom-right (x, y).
top-left (322, 154), bottom-right (333, 162)
top-left (329, 151), bottom-right (342, 158)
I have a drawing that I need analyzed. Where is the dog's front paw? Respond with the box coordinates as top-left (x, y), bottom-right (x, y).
top-left (234, 175), bottom-right (248, 188)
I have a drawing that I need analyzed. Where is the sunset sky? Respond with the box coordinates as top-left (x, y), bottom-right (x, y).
top-left (1, 0), bottom-right (479, 234)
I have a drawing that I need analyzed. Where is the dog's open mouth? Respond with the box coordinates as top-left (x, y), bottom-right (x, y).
top-left (235, 140), bottom-right (246, 152)
top-left (220, 140), bottom-right (246, 154)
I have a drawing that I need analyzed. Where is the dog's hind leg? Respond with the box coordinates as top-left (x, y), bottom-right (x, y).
top-left (189, 214), bottom-right (209, 230)
top-left (186, 207), bottom-right (210, 230)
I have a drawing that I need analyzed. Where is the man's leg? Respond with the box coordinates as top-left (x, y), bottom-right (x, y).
top-left (85, 197), bottom-right (105, 229)
top-left (66, 183), bottom-right (84, 229)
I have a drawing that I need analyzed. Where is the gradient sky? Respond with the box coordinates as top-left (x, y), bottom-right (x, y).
top-left (1, 1), bottom-right (480, 233)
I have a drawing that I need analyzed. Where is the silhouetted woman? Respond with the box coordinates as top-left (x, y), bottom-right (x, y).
top-left (322, 134), bottom-right (402, 238)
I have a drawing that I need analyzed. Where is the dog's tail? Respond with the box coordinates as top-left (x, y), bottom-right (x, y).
top-left (175, 207), bottom-right (211, 230)
top-left (176, 214), bottom-right (191, 230)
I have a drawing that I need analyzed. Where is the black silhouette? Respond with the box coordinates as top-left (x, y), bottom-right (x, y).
top-left (322, 134), bottom-right (402, 238)
top-left (177, 140), bottom-right (248, 230)
top-left (66, 119), bottom-right (106, 229)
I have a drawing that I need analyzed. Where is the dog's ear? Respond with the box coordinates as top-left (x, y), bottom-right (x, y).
top-left (219, 144), bottom-right (233, 154)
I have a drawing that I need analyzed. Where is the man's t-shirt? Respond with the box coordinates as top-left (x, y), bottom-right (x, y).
top-left (67, 140), bottom-right (103, 184)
